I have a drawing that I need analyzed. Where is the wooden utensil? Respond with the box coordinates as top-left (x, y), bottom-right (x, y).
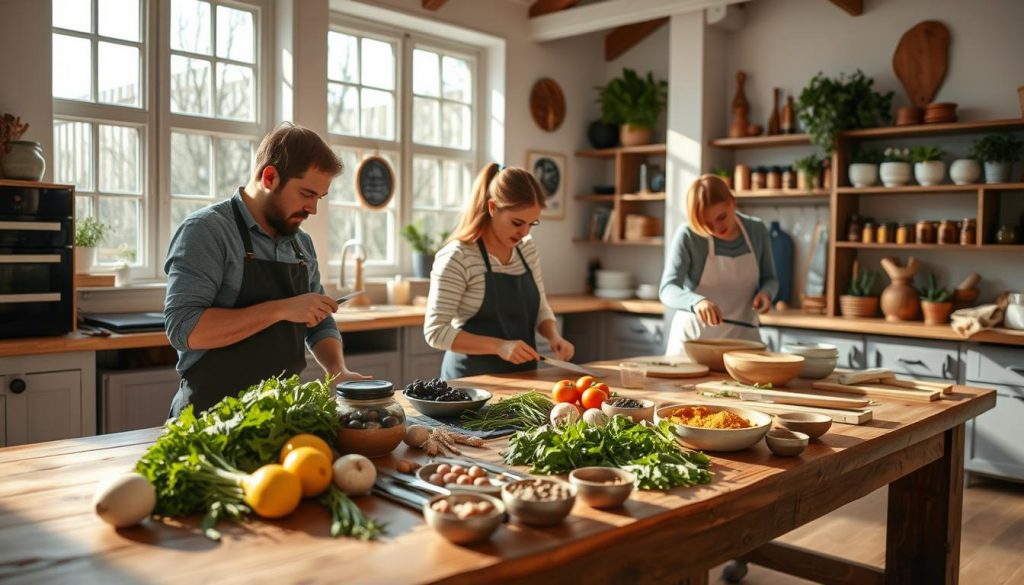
top-left (893, 21), bottom-right (951, 108)
top-left (696, 380), bottom-right (870, 410)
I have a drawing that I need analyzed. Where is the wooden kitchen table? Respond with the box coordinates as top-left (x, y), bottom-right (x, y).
top-left (0, 365), bottom-right (994, 585)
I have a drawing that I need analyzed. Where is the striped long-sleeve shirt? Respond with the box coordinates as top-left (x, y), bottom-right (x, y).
top-left (424, 236), bottom-right (556, 351)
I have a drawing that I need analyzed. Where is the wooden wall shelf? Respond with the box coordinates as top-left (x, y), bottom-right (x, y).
top-left (575, 144), bottom-right (667, 245)
top-left (709, 134), bottom-right (811, 149)
top-left (843, 118), bottom-right (1024, 139)
top-left (835, 242), bottom-right (979, 251)
top-left (735, 189), bottom-right (829, 198)
top-left (576, 144), bottom-right (667, 158)
top-left (621, 192), bottom-right (666, 201)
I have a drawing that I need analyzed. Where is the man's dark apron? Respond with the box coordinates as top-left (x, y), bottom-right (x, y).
top-left (440, 239), bottom-right (540, 380)
top-left (169, 198), bottom-right (309, 417)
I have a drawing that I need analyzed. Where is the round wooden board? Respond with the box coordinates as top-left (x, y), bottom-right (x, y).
top-left (529, 78), bottom-right (566, 132)
top-left (629, 356), bottom-right (710, 379)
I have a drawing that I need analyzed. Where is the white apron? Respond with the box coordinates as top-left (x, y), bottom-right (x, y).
top-left (666, 219), bottom-right (762, 355)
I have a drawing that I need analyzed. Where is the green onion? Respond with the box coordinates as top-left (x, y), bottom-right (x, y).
top-left (460, 390), bottom-right (554, 431)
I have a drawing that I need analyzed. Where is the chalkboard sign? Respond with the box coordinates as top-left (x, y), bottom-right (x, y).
top-left (355, 156), bottom-right (395, 210)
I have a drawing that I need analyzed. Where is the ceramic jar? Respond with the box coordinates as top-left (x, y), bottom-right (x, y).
top-left (984, 161), bottom-right (1013, 184)
top-left (1005, 293), bottom-right (1024, 330)
top-left (1, 141), bottom-right (46, 180)
top-left (914, 161), bottom-right (946, 186)
top-left (734, 164), bottom-right (751, 192)
top-left (880, 257), bottom-right (921, 322)
top-left (938, 220), bottom-right (958, 245)
top-left (916, 220), bottom-right (936, 244)
top-left (848, 163), bottom-right (878, 188)
top-left (879, 162), bottom-right (912, 187)
top-left (949, 159), bottom-right (981, 185)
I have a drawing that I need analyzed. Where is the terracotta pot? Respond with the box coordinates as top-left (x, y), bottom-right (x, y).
top-left (880, 257), bottom-right (921, 322)
top-left (839, 295), bottom-right (879, 319)
top-left (921, 301), bottom-right (953, 326)
top-left (619, 124), bottom-right (652, 147)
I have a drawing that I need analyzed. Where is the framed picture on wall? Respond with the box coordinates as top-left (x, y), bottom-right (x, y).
top-left (526, 150), bottom-right (566, 219)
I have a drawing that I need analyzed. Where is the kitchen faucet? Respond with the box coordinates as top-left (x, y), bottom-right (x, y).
top-left (338, 239), bottom-right (369, 307)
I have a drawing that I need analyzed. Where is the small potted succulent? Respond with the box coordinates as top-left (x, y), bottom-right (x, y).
top-left (949, 152), bottom-right (981, 185)
top-left (400, 221), bottom-right (450, 278)
top-left (793, 153), bottom-right (822, 191)
top-left (74, 216), bottom-right (108, 274)
top-left (848, 146), bottom-right (881, 188)
top-left (712, 167), bottom-right (733, 189)
top-left (970, 133), bottom-right (1023, 184)
top-left (880, 147), bottom-right (912, 187)
top-left (918, 272), bottom-right (953, 326)
top-left (910, 145), bottom-right (947, 186)
top-left (840, 263), bottom-right (879, 319)
top-left (596, 68), bottom-right (668, 147)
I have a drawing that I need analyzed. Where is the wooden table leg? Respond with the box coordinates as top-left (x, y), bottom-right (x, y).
top-left (885, 424), bottom-right (965, 584)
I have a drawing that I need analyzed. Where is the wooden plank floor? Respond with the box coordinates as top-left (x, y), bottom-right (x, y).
top-left (710, 476), bottom-right (1024, 584)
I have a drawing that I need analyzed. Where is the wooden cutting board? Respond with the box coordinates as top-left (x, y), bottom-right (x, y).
top-left (893, 21), bottom-right (951, 108)
top-left (813, 380), bottom-right (940, 402)
top-left (631, 356), bottom-right (710, 379)
top-left (688, 397), bottom-right (872, 425)
top-left (695, 381), bottom-right (871, 410)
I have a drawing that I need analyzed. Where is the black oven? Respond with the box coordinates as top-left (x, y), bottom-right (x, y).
top-left (0, 182), bottom-right (74, 339)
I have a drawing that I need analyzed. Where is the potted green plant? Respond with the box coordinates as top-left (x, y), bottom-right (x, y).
top-left (793, 153), bottom-right (822, 191)
top-left (114, 246), bottom-right (136, 287)
top-left (400, 222), bottom-right (450, 278)
top-left (796, 70), bottom-right (893, 157)
top-left (840, 263), bottom-right (879, 319)
top-left (74, 216), bottom-right (108, 274)
top-left (918, 272), bottom-right (953, 325)
top-left (880, 147), bottom-right (911, 187)
top-left (949, 151), bottom-right (980, 185)
top-left (712, 167), bottom-right (733, 189)
top-left (970, 133), bottom-right (1023, 183)
top-left (848, 146), bottom-right (882, 188)
top-left (596, 68), bottom-right (668, 147)
top-left (910, 145), bottom-right (947, 186)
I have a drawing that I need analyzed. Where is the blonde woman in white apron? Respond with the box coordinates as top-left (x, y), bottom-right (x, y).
top-left (661, 174), bottom-right (779, 355)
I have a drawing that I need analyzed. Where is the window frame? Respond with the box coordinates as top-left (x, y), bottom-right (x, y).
top-left (327, 15), bottom-right (484, 278)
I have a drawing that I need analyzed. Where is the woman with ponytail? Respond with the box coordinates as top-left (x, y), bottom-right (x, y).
top-left (660, 174), bottom-right (778, 354)
top-left (424, 163), bottom-right (575, 379)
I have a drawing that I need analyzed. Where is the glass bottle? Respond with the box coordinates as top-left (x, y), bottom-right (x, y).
top-left (766, 166), bottom-right (782, 190)
top-left (751, 166), bottom-right (766, 190)
top-left (959, 218), bottom-right (977, 246)
top-left (861, 221), bottom-right (876, 244)
top-left (847, 214), bottom-right (863, 242)
top-left (896, 223), bottom-right (914, 244)
top-left (938, 220), bottom-right (958, 245)
top-left (782, 165), bottom-right (796, 189)
top-left (916, 220), bottom-right (936, 244)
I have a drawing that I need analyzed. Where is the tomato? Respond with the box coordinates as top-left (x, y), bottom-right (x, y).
top-left (280, 433), bottom-right (334, 464)
top-left (580, 387), bottom-right (609, 410)
top-left (576, 376), bottom-right (596, 392)
top-left (552, 380), bottom-right (579, 404)
top-left (592, 382), bottom-right (610, 395)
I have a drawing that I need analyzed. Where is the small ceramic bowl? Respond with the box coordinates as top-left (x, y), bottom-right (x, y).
top-left (568, 467), bottom-right (635, 509)
top-left (601, 398), bottom-right (655, 423)
top-left (775, 412), bottom-right (832, 439)
top-left (501, 478), bottom-right (576, 526)
top-left (765, 429), bottom-right (809, 457)
top-left (422, 493), bottom-right (505, 544)
top-left (403, 387), bottom-right (492, 418)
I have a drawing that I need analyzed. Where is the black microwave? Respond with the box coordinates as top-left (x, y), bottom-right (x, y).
top-left (0, 182), bottom-right (75, 339)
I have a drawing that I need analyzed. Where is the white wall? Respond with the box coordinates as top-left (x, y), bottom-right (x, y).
top-left (0, 0), bottom-right (53, 181)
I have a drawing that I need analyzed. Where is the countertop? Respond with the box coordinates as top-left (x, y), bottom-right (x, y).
top-left (1, 295), bottom-right (1022, 358)
top-left (0, 364), bottom-right (995, 583)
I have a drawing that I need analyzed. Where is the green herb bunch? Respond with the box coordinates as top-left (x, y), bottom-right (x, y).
top-left (850, 146), bottom-right (882, 165)
top-left (460, 390), bottom-right (554, 432)
top-left (596, 68), bottom-right (668, 129)
top-left (75, 216), bottom-right (108, 248)
top-left (970, 133), bottom-right (1024, 163)
top-left (918, 273), bottom-right (951, 303)
top-left (400, 221), bottom-right (450, 254)
top-left (793, 153), bottom-right (822, 189)
top-left (797, 69), bottom-right (893, 156)
top-left (712, 167), bottom-right (731, 178)
top-left (910, 145), bottom-right (947, 163)
top-left (503, 415), bottom-right (713, 490)
top-left (882, 147), bottom-right (911, 163)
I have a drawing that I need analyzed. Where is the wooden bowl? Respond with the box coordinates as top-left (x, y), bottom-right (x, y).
top-left (765, 429), bottom-right (809, 457)
top-left (775, 412), bottom-right (832, 439)
top-left (723, 351), bottom-right (805, 386)
top-left (683, 338), bottom-right (766, 372)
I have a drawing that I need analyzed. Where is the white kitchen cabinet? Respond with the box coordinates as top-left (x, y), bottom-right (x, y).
top-left (0, 352), bottom-right (95, 446)
top-left (965, 382), bottom-right (1024, 482)
top-left (604, 313), bottom-right (664, 358)
top-left (866, 336), bottom-right (961, 381)
top-left (100, 367), bottom-right (180, 433)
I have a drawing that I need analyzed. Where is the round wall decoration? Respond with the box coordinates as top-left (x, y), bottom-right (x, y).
top-left (355, 155), bottom-right (395, 210)
top-left (529, 78), bottom-right (566, 132)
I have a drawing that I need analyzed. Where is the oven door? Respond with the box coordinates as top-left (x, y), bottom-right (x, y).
top-left (0, 248), bottom-right (74, 338)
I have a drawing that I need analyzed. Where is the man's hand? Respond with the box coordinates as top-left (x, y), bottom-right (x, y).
top-left (275, 293), bottom-right (339, 327)
top-left (334, 368), bottom-right (372, 383)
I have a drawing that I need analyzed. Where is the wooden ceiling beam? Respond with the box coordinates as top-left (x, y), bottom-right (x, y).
top-left (422, 0), bottom-right (447, 10)
top-left (827, 0), bottom-right (863, 16)
top-left (605, 17), bottom-right (669, 61)
top-left (529, 0), bottom-right (578, 18)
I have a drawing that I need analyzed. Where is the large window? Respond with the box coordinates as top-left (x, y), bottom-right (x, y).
top-left (327, 24), bottom-right (479, 274)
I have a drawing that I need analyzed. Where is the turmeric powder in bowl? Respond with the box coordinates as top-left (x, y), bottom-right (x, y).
top-left (668, 406), bottom-right (752, 429)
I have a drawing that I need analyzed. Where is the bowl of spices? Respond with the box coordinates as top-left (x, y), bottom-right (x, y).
top-left (501, 478), bottom-right (576, 526)
top-left (601, 397), bottom-right (655, 423)
top-left (335, 380), bottom-right (407, 458)
top-left (423, 493), bottom-right (505, 544)
top-left (655, 404), bottom-right (771, 452)
top-left (568, 467), bottom-right (635, 509)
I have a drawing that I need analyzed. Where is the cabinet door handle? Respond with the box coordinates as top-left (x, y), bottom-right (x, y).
top-left (9, 378), bottom-right (26, 394)
top-left (898, 358), bottom-right (926, 366)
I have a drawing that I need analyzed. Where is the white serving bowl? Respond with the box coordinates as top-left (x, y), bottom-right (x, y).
top-left (594, 288), bottom-right (635, 300)
top-left (655, 404), bottom-right (772, 452)
top-left (635, 284), bottom-right (659, 300)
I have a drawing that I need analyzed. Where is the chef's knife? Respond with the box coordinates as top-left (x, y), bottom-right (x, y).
top-left (334, 290), bottom-right (365, 306)
top-left (681, 308), bottom-right (759, 329)
top-left (540, 356), bottom-right (606, 378)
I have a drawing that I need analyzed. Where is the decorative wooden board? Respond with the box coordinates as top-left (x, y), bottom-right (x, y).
top-left (696, 380), bottom-right (871, 410)
top-left (529, 78), bottom-right (566, 132)
top-left (893, 21), bottom-right (951, 108)
top-left (630, 356), bottom-right (710, 378)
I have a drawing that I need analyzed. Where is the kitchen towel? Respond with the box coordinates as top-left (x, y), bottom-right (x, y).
top-left (951, 304), bottom-right (1003, 337)
top-left (769, 221), bottom-right (794, 304)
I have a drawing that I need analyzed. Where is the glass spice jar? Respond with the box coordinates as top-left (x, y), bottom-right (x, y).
top-left (896, 223), bottom-right (914, 244)
top-left (782, 166), bottom-right (796, 189)
top-left (960, 218), bottom-right (977, 246)
top-left (916, 220), bottom-right (936, 244)
top-left (847, 214), bottom-right (864, 242)
top-left (861, 221), bottom-right (876, 244)
top-left (751, 166), bottom-right (766, 190)
top-left (766, 166), bottom-right (782, 190)
top-left (938, 220), bottom-right (958, 245)
top-left (335, 380), bottom-right (407, 458)
top-left (877, 222), bottom-right (897, 244)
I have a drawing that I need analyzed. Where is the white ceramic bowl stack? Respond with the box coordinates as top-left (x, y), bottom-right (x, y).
top-left (782, 342), bottom-right (839, 379)
top-left (635, 283), bottom-right (659, 300)
top-left (595, 270), bottom-right (635, 300)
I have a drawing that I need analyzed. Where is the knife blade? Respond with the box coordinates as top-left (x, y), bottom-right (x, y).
top-left (376, 468), bottom-right (450, 495)
top-left (334, 290), bottom-right (365, 306)
top-left (540, 356), bottom-right (606, 378)
top-left (372, 477), bottom-right (430, 509)
top-left (681, 308), bottom-right (758, 329)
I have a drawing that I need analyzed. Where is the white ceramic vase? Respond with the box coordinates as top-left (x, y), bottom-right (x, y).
top-left (879, 162), bottom-right (912, 187)
top-left (848, 163), bottom-right (878, 188)
top-left (1, 141), bottom-right (46, 180)
top-left (913, 161), bottom-right (946, 186)
top-left (75, 246), bottom-right (96, 274)
top-left (984, 161), bottom-right (1012, 184)
top-left (949, 159), bottom-right (981, 185)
